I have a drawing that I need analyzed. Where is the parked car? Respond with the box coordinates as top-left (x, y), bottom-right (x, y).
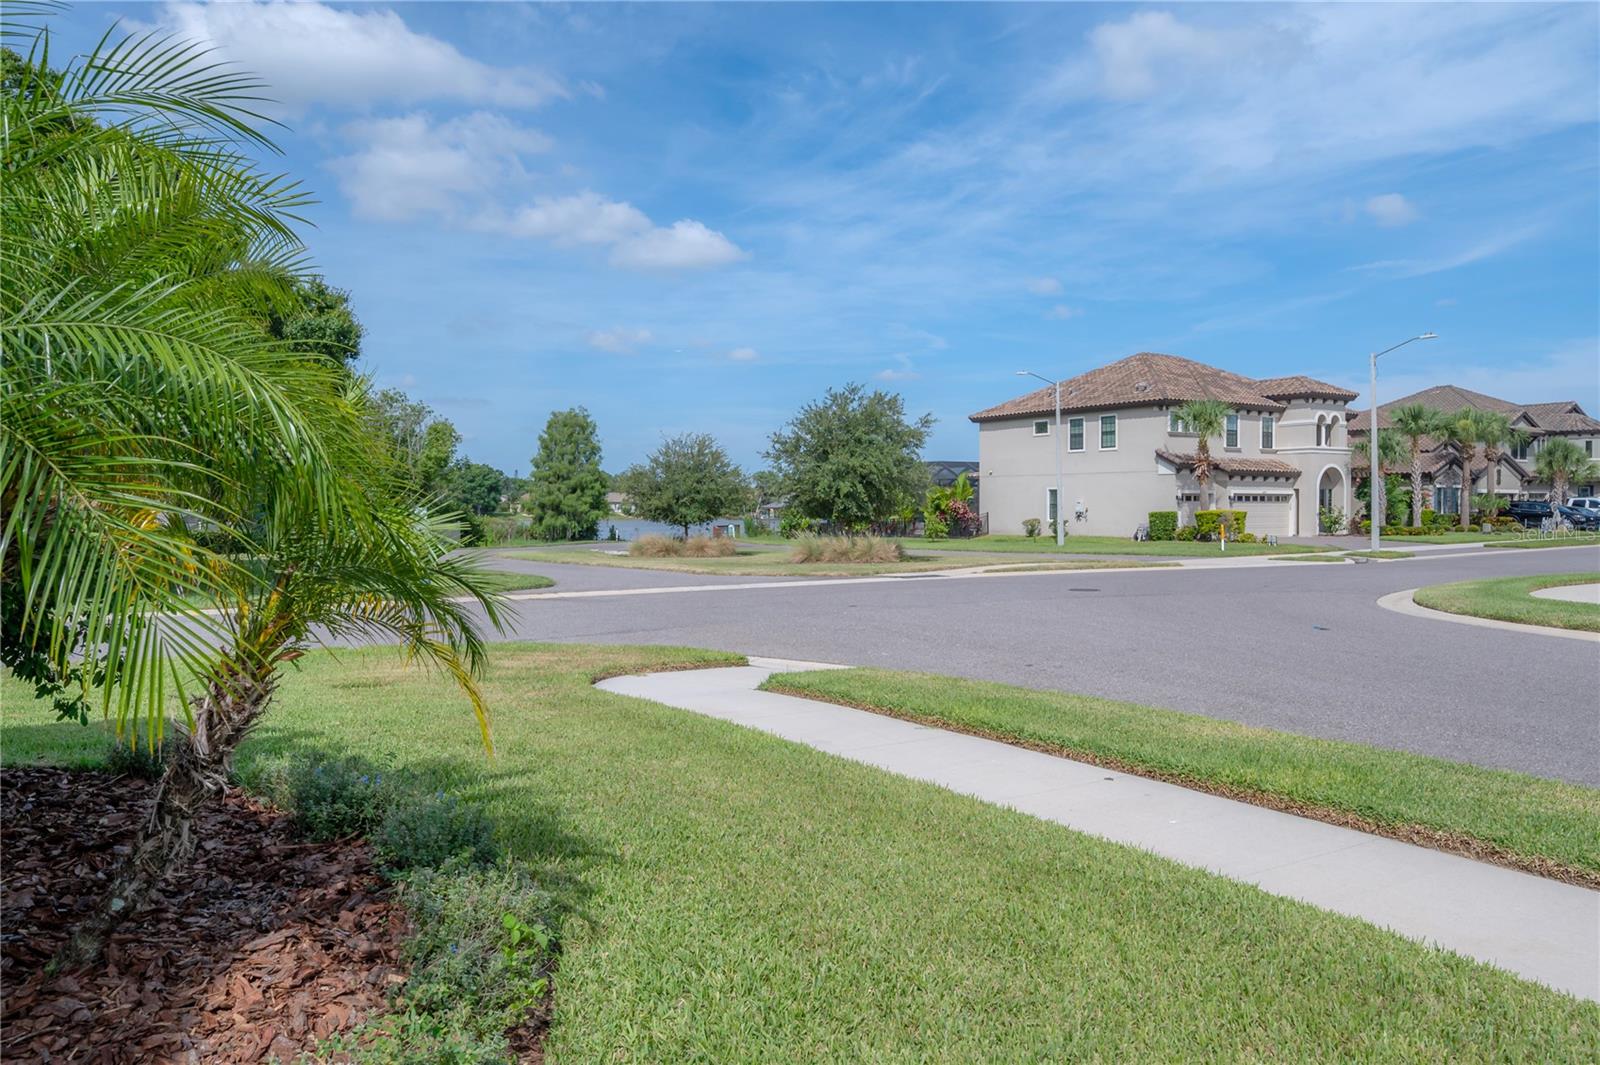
top-left (1504, 500), bottom-right (1554, 528)
top-left (1557, 504), bottom-right (1600, 531)
top-left (1568, 496), bottom-right (1600, 513)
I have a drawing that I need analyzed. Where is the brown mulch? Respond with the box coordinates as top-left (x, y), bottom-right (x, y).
top-left (1, 767), bottom-right (409, 1064)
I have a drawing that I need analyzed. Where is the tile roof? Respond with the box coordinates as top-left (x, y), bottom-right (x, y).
top-left (1155, 450), bottom-right (1302, 477)
top-left (1349, 444), bottom-right (1528, 480)
top-left (1251, 375), bottom-right (1359, 401)
top-left (1348, 386), bottom-right (1600, 434)
top-left (969, 353), bottom-right (1294, 422)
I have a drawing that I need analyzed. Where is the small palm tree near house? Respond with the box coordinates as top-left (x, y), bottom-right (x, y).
top-left (1171, 399), bottom-right (1232, 509)
top-left (1433, 408), bottom-right (1480, 529)
top-left (1534, 437), bottom-right (1600, 517)
top-left (1353, 428), bottom-right (1408, 526)
top-left (1469, 410), bottom-right (1526, 515)
top-left (1388, 403), bottom-right (1445, 526)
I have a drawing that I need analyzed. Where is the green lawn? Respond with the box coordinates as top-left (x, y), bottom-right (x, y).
top-left (508, 546), bottom-right (1167, 577)
top-left (1345, 549), bottom-right (1416, 560)
top-left (761, 667), bottom-right (1600, 881)
top-left (1486, 534), bottom-right (1600, 550)
top-left (898, 534), bottom-right (1331, 557)
top-left (1378, 530), bottom-right (1600, 547)
top-left (1413, 572), bottom-right (1600, 633)
top-left (5, 647), bottom-right (1597, 1059)
top-left (475, 571), bottom-right (556, 593)
top-left (1268, 553), bottom-right (1347, 562)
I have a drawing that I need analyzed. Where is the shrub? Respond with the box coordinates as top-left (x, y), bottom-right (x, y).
top-left (459, 513), bottom-right (486, 547)
top-left (339, 860), bottom-right (559, 1063)
top-left (923, 515), bottom-right (949, 540)
top-left (1174, 524), bottom-right (1198, 541)
top-left (1146, 511), bottom-right (1178, 541)
top-left (1236, 531), bottom-right (1258, 543)
top-left (1194, 509), bottom-right (1247, 539)
top-left (248, 755), bottom-right (398, 841)
top-left (106, 739), bottom-right (172, 780)
top-left (628, 534), bottom-right (736, 558)
top-left (1021, 518), bottom-right (1041, 538)
top-left (376, 793), bottom-right (501, 872)
top-left (789, 534), bottom-right (904, 563)
top-left (778, 511), bottom-right (818, 539)
top-left (1318, 506), bottom-right (1347, 535)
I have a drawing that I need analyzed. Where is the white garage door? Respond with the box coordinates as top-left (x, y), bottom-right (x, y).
top-left (1229, 491), bottom-right (1294, 537)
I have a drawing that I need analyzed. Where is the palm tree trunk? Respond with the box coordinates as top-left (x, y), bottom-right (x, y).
top-left (1410, 445), bottom-right (1424, 526)
top-left (51, 657), bottom-right (276, 970)
top-left (1459, 456), bottom-right (1472, 530)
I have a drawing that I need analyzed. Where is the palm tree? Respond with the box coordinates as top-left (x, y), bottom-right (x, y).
top-left (1535, 437), bottom-right (1599, 515)
top-left (1432, 409), bottom-right (1480, 530)
top-left (1468, 410), bottom-right (1526, 517)
top-left (1171, 399), bottom-right (1232, 509)
top-left (1353, 428), bottom-right (1407, 526)
top-left (1387, 403), bottom-right (1444, 526)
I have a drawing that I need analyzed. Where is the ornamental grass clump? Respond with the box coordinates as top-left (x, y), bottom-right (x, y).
top-left (788, 535), bottom-right (904, 564)
top-left (629, 534), bottom-right (737, 558)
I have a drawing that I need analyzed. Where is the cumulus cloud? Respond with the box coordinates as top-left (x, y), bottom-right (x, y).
top-left (1026, 277), bottom-right (1063, 295)
top-left (1045, 304), bottom-right (1082, 320)
top-left (1364, 193), bottom-right (1419, 227)
top-left (728, 346), bottom-right (760, 361)
top-left (502, 193), bottom-right (746, 271)
top-left (875, 354), bottom-right (920, 381)
top-left (158, 1), bottom-right (564, 112)
top-left (328, 112), bottom-right (550, 221)
top-left (586, 327), bottom-right (653, 354)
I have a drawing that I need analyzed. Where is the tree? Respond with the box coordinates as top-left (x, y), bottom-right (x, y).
top-left (369, 388), bottom-right (459, 497)
top-left (441, 459), bottom-right (507, 516)
top-left (750, 468), bottom-right (785, 504)
top-left (1433, 409), bottom-right (1479, 529)
top-left (765, 383), bottom-right (933, 531)
top-left (1388, 403), bottom-right (1445, 525)
top-left (269, 276), bottom-right (363, 368)
top-left (1171, 399), bottom-right (1232, 508)
top-left (1534, 437), bottom-right (1598, 513)
top-left (619, 433), bottom-right (749, 538)
top-left (527, 408), bottom-right (608, 541)
top-left (1469, 410), bottom-right (1525, 512)
top-left (1353, 428), bottom-right (1408, 525)
top-left (418, 419), bottom-right (462, 496)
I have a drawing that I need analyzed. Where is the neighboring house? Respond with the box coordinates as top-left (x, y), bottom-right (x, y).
top-left (970, 353), bottom-right (1357, 537)
top-left (605, 490), bottom-right (631, 515)
top-left (1348, 385), bottom-right (1600, 508)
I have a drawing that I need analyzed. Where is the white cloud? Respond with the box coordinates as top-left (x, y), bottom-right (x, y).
top-left (586, 327), bottom-right (653, 354)
top-left (1352, 223), bottom-right (1543, 278)
top-left (1365, 193), bottom-right (1419, 227)
top-left (1026, 277), bottom-right (1063, 295)
top-left (158, 1), bottom-right (564, 112)
top-left (875, 353), bottom-right (919, 381)
top-left (728, 346), bottom-right (760, 362)
top-left (1045, 304), bottom-right (1082, 320)
top-left (329, 112), bottom-right (550, 221)
top-left (501, 193), bottom-right (747, 271)
top-left (611, 219), bottom-right (748, 271)
top-left (1089, 11), bottom-right (1246, 100)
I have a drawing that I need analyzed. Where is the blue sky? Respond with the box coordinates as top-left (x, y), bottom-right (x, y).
top-left (53, 2), bottom-right (1600, 473)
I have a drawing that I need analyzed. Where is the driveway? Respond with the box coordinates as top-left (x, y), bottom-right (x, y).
top-left (468, 544), bottom-right (1600, 785)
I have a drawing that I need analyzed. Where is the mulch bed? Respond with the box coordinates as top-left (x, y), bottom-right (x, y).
top-left (1, 767), bottom-right (408, 1064)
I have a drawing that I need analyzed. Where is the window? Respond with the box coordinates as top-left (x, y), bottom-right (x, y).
top-left (1046, 487), bottom-right (1059, 523)
top-left (1068, 417), bottom-right (1084, 452)
top-left (1033, 419), bottom-right (1050, 436)
top-left (1434, 486), bottom-right (1460, 514)
top-left (1225, 414), bottom-right (1239, 448)
top-left (1260, 415), bottom-right (1275, 450)
top-left (1587, 440), bottom-right (1594, 457)
top-left (1513, 438), bottom-right (1532, 461)
top-left (1099, 414), bottom-right (1117, 450)
top-left (1168, 412), bottom-right (1187, 433)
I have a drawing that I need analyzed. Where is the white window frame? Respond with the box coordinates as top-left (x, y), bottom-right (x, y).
top-left (1168, 412), bottom-right (1187, 433)
top-left (1225, 413), bottom-right (1239, 449)
top-left (1045, 486), bottom-right (1059, 523)
top-left (1032, 419), bottom-right (1050, 437)
top-left (1260, 415), bottom-right (1275, 450)
top-left (1067, 417), bottom-right (1085, 452)
top-left (1098, 413), bottom-right (1118, 451)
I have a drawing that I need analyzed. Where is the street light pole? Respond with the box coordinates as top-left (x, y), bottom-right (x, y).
top-left (1018, 371), bottom-right (1065, 546)
top-left (1367, 333), bottom-right (1438, 552)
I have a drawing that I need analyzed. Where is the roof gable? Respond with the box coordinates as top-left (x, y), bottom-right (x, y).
top-left (969, 352), bottom-right (1294, 423)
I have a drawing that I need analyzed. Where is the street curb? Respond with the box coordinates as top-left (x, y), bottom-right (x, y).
top-left (1376, 589), bottom-right (1600, 643)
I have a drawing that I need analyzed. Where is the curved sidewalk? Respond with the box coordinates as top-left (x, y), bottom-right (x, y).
top-left (598, 659), bottom-right (1600, 1002)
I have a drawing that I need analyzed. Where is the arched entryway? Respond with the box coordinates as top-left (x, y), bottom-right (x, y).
top-left (1317, 465), bottom-right (1346, 529)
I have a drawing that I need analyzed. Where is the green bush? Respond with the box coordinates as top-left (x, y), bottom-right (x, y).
top-left (251, 755), bottom-right (398, 842)
top-left (106, 739), bottom-right (172, 780)
top-left (1021, 518), bottom-right (1041, 538)
top-left (1236, 532), bottom-right (1257, 543)
top-left (333, 860), bottom-right (558, 1063)
top-left (778, 511), bottom-right (818, 539)
top-left (1194, 509), bottom-right (1247, 539)
top-left (923, 515), bottom-right (949, 540)
top-left (1174, 524), bottom-right (1198, 541)
top-left (376, 794), bottom-right (500, 872)
top-left (1146, 511), bottom-right (1178, 541)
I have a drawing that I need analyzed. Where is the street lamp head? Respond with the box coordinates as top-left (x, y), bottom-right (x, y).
top-left (1419, 332), bottom-right (1438, 340)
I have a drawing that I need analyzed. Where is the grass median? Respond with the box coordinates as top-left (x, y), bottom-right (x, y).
top-left (4, 645), bottom-right (1596, 1058)
top-left (1413, 572), bottom-right (1600, 633)
top-left (896, 534), bottom-right (1331, 557)
top-left (508, 546), bottom-right (1170, 577)
top-left (761, 667), bottom-right (1600, 885)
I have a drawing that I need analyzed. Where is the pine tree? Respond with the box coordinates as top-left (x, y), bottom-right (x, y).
top-left (527, 408), bottom-right (609, 541)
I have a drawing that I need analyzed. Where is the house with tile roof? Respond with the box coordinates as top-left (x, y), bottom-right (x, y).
top-left (1348, 385), bottom-right (1600, 509)
top-left (969, 353), bottom-right (1358, 538)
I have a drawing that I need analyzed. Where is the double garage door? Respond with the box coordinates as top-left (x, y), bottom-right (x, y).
top-left (1229, 492), bottom-right (1295, 537)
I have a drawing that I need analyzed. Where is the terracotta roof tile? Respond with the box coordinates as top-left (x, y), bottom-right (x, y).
top-left (1251, 375), bottom-right (1359, 401)
top-left (1348, 385), bottom-right (1600, 433)
top-left (1155, 450), bottom-right (1302, 477)
top-left (969, 353), bottom-right (1289, 422)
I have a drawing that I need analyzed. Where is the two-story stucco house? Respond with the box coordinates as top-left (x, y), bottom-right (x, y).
top-left (1348, 385), bottom-right (1600, 508)
top-left (970, 353), bottom-right (1358, 538)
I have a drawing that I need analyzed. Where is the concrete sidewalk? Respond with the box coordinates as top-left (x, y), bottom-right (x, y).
top-left (598, 659), bottom-right (1600, 1002)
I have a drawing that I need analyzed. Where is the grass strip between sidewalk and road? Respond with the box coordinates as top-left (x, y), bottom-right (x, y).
top-left (895, 534), bottom-right (1332, 557)
top-left (4, 645), bottom-right (1597, 1058)
top-left (507, 547), bottom-right (1171, 577)
top-left (1412, 572), bottom-right (1600, 633)
top-left (760, 667), bottom-right (1600, 886)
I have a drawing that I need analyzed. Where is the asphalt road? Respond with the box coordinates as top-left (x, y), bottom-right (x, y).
top-left (468, 545), bottom-right (1600, 785)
